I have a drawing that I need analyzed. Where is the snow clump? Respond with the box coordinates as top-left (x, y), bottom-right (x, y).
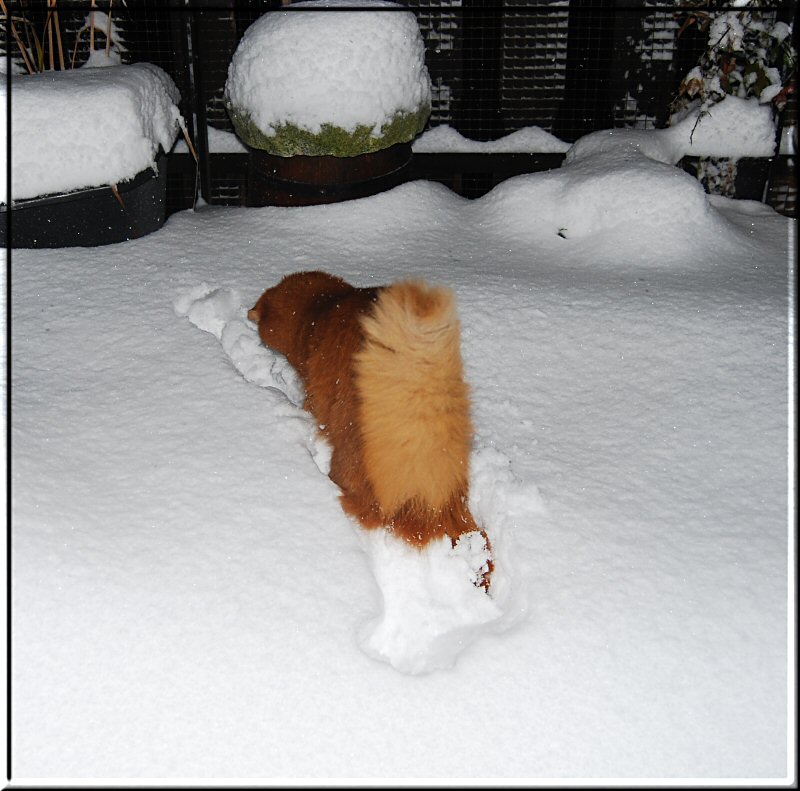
top-left (173, 284), bottom-right (305, 406)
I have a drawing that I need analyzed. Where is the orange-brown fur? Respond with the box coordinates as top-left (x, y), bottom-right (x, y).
top-left (249, 271), bottom-right (488, 560)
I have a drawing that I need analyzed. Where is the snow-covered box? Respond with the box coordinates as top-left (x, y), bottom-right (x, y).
top-left (6, 62), bottom-right (182, 203)
top-left (224, 0), bottom-right (432, 157)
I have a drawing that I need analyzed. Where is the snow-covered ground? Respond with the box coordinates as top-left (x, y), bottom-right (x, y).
top-left (9, 123), bottom-right (795, 782)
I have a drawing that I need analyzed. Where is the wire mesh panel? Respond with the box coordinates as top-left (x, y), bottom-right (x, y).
top-left (610, 3), bottom-right (683, 130)
top-left (412, 0), bottom-right (462, 124)
top-left (501, 2), bottom-right (570, 137)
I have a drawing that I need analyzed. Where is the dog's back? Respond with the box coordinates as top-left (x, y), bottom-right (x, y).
top-left (250, 271), bottom-right (478, 547)
top-left (351, 281), bottom-right (475, 542)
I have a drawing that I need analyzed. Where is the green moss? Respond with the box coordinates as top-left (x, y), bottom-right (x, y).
top-left (227, 103), bottom-right (431, 157)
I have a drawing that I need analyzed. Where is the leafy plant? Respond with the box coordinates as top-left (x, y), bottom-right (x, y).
top-left (674, 1), bottom-right (794, 109)
top-left (670, 0), bottom-right (796, 196)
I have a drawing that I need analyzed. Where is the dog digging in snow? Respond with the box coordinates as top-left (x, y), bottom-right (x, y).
top-left (248, 271), bottom-right (492, 589)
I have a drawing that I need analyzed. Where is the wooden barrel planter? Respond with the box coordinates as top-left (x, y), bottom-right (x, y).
top-left (1, 153), bottom-right (168, 249)
top-left (247, 142), bottom-right (413, 207)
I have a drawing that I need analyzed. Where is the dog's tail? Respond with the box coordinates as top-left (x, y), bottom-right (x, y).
top-left (354, 280), bottom-right (474, 532)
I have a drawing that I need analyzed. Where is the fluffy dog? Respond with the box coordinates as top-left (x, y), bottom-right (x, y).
top-left (249, 271), bottom-right (491, 582)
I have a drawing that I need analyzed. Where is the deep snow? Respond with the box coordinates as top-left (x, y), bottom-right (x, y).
top-left (9, 125), bottom-right (794, 781)
top-left (4, 1), bottom-right (796, 780)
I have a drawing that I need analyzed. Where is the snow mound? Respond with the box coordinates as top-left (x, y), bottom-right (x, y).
top-left (7, 63), bottom-right (183, 202)
top-left (176, 282), bottom-right (536, 674)
top-left (173, 284), bottom-right (304, 406)
top-left (471, 109), bottom-right (778, 249)
top-left (225, 0), bottom-right (431, 139)
top-left (475, 152), bottom-right (713, 243)
top-left (413, 94), bottom-right (774, 164)
top-left (564, 127), bottom-right (685, 167)
top-left (413, 124), bottom-right (570, 154)
top-left (472, 99), bottom-right (778, 249)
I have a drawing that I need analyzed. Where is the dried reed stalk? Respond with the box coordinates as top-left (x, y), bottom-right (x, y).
top-left (51, 0), bottom-right (65, 70)
top-left (45, 6), bottom-right (54, 69)
top-left (179, 120), bottom-right (199, 164)
top-left (1, 0), bottom-right (36, 74)
top-left (106, 0), bottom-right (113, 57)
top-left (70, 28), bottom-right (81, 69)
top-left (110, 184), bottom-right (126, 210)
top-left (89, 0), bottom-right (97, 51)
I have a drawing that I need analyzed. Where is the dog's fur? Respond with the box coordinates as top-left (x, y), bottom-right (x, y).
top-left (248, 271), bottom-right (486, 554)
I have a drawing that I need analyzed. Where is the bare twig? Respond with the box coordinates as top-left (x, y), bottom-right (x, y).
top-left (20, 15), bottom-right (43, 71)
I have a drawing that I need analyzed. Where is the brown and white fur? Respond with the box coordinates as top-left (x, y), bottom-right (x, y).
top-left (248, 271), bottom-right (491, 581)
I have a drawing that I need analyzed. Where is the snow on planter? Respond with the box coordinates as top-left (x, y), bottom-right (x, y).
top-left (6, 63), bottom-right (183, 203)
top-left (224, 0), bottom-right (432, 157)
